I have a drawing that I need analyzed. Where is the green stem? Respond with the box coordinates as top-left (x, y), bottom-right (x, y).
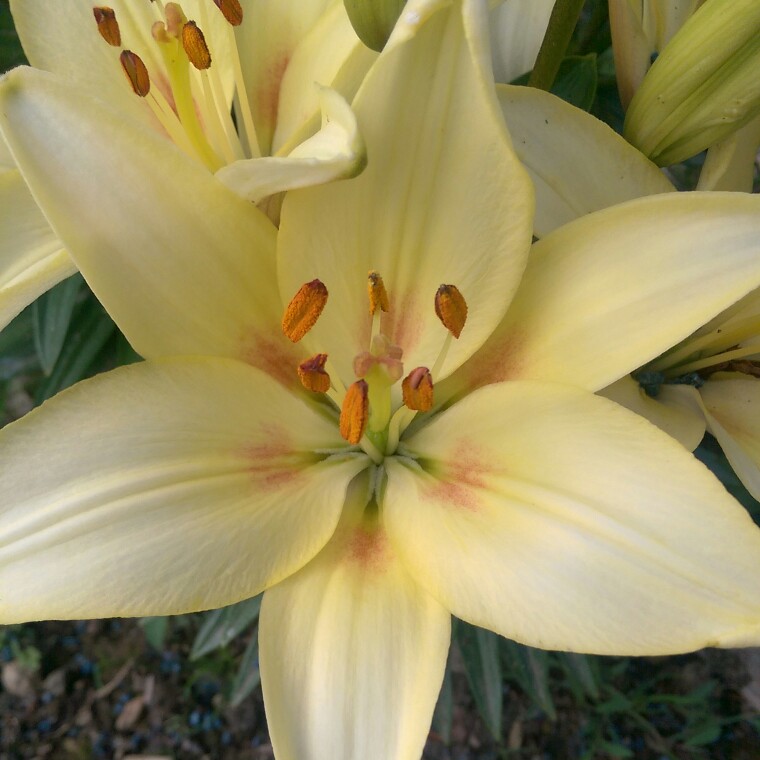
top-left (527, 0), bottom-right (586, 91)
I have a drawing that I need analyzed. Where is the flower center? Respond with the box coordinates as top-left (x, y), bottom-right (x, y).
top-left (92, 0), bottom-right (257, 171)
top-left (281, 271), bottom-right (468, 463)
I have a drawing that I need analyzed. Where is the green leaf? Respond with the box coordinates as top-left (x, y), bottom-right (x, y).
top-left (139, 616), bottom-right (170, 650)
top-left (551, 54), bottom-right (598, 111)
top-left (432, 655), bottom-right (454, 745)
top-left (0, 0), bottom-right (27, 73)
top-left (598, 739), bottom-right (634, 758)
top-left (32, 274), bottom-right (83, 375)
top-left (454, 620), bottom-right (502, 739)
top-left (683, 719), bottom-right (722, 747)
top-left (229, 629), bottom-right (261, 707)
top-left (190, 594), bottom-right (262, 660)
top-left (35, 295), bottom-right (116, 403)
top-left (558, 652), bottom-right (599, 699)
top-left (501, 639), bottom-right (556, 720)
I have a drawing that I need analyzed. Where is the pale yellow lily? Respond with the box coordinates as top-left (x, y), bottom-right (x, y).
top-left (0, 0), bottom-right (375, 332)
top-left (3, 2), bottom-right (760, 759)
top-left (604, 287), bottom-right (760, 501)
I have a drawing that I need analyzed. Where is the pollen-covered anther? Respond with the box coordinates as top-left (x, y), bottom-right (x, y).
top-left (402, 367), bottom-right (434, 411)
top-left (120, 50), bottom-right (150, 97)
top-left (93, 7), bottom-right (121, 47)
top-left (367, 270), bottom-right (390, 315)
top-left (297, 354), bottom-right (331, 393)
top-left (340, 380), bottom-right (370, 444)
top-left (282, 280), bottom-right (329, 342)
top-left (182, 20), bottom-right (212, 70)
top-left (435, 284), bottom-right (468, 338)
top-left (213, 0), bottom-right (244, 26)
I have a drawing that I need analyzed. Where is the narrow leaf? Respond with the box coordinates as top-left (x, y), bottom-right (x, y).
top-left (190, 594), bottom-right (262, 660)
top-left (229, 628), bottom-right (261, 707)
top-left (32, 274), bottom-right (83, 374)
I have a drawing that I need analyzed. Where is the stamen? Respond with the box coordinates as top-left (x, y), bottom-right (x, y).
top-left (435, 284), bottom-right (468, 338)
top-left (182, 20), bottom-right (212, 70)
top-left (282, 280), bottom-right (329, 342)
top-left (93, 7), bottom-right (121, 47)
top-left (120, 50), bottom-right (151, 97)
top-left (402, 367), bottom-right (433, 411)
top-left (213, 0), bottom-right (244, 26)
top-left (340, 380), bottom-right (369, 445)
top-left (297, 354), bottom-right (331, 393)
top-left (368, 270), bottom-right (390, 315)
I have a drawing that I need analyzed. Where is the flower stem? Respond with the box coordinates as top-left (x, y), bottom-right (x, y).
top-left (527, 0), bottom-right (585, 91)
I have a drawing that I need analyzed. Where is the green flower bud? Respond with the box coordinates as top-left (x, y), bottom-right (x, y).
top-left (343, 0), bottom-right (407, 51)
top-left (624, 0), bottom-right (760, 166)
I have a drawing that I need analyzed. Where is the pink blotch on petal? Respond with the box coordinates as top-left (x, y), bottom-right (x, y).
top-left (346, 526), bottom-right (390, 573)
top-left (423, 439), bottom-right (495, 512)
top-left (465, 328), bottom-right (526, 391)
top-left (257, 52), bottom-right (290, 136)
top-left (239, 329), bottom-right (300, 390)
top-left (386, 288), bottom-right (423, 358)
top-left (242, 423), bottom-right (305, 492)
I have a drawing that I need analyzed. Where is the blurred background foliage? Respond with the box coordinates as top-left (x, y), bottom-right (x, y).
top-left (0, 0), bottom-right (759, 757)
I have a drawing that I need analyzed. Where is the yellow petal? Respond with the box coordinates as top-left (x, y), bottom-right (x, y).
top-left (216, 87), bottom-right (365, 203)
top-left (698, 114), bottom-right (760, 192)
top-left (599, 375), bottom-right (706, 451)
top-left (0, 170), bottom-right (75, 330)
top-left (260, 475), bottom-right (449, 760)
top-left (233, 0), bottom-right (337, 156)
top-left (0, 358), bottom-right (368, 622)
top-left (386, 381), bottom-right (760, 654)
top-left (489, 0), bottom-right (554, 83)
top-left (272, 1), bottom-right (377, 155)
top-left (0, 69), bottom-right (299, 380)
top-left (699, 372), bottom-right (760, 501)
top-left (442, 192), bottom-right (760, 398)
top-left (278, 0), bottom-right (533, 380)
top-left (497, 84), bottom-right (673, 237)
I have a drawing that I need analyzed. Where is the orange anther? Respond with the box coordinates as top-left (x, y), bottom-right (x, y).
top-left (182, 20), bottom-right (212, 70)
top-left (435, 284), bottom-right (467, 338)
top-left (340, 380), bottom-right (369, 444)
top-left (282, 280), bottom-right (329, 342)
top-left (402, 367), bottom-right (433, 411)
top-left (213, 0), bottom-right (244, 26)
top-left (297, 354), bottom-right (331, 393)
top-left (93, 7), bottom-right (121, 47)
top-left (120, 50), bottom-right (150, 97)
top-left (367, 270), bottom-right (389, 315)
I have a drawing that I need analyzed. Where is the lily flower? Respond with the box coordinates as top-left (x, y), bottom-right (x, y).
top-left (604, 287), bottom-right (760, 501)
top-left (3, 2), bottom-right (760, 758)
top-left (0, 0), bottom-right (375, 331)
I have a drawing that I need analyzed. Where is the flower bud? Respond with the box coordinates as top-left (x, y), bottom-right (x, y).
top-left (343, 0), bottom-right (407, 51)
top-left (624, 0), bottom-right (760, 166)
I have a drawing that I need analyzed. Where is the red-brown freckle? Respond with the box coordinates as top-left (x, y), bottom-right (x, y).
top-left (239, 330), bottom-right (302, 390)
top-left (242, 425), bottom-right (304, 493)
top-left (423, 439), bottom-right (494, 512)
top-left (258, 53), bottom-right (290, 134)
top-left (465, 328), bottom-right (526, 390)
top-left (387, 289), bottom-right (423, 356)
top-left (346, 527), bottom-right (389, 572)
